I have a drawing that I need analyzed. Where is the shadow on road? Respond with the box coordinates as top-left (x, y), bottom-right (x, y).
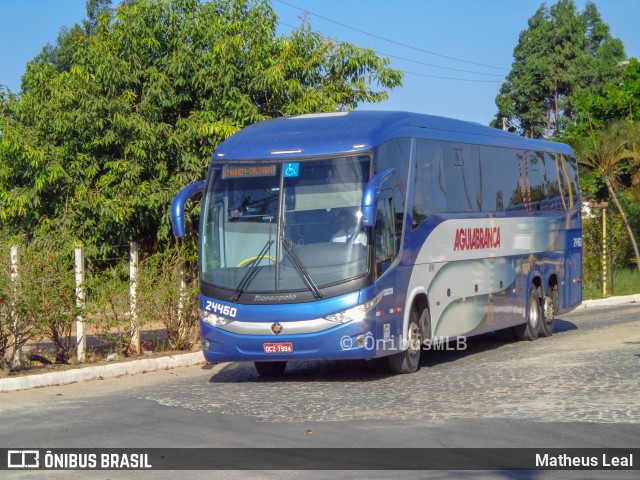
top-left (554, 318), bottom-right (578, 333)
top-left (206, 317), bottom-right (579, 383)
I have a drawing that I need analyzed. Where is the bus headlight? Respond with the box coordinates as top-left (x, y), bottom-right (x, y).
top-left (199, 308), bottom-right (234, 327)
top-left (324, 295), bottom-right (382, 324)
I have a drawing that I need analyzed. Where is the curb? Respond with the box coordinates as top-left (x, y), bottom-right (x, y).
top-left (2, 293), bottom-right (638, 393)
top-left (0, 351), bottom-right (206, 393)
top-left (580, 293), bottom-right (640, 309)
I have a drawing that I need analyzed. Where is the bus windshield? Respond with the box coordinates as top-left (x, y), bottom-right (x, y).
top-left (201, 156), bottom-right (371, 297)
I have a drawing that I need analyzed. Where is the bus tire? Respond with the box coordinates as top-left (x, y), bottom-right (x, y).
top-left (539, 285), bottom-right (557, 337)
top-left (388, 306), bottom-right (423, 374)
top-left (254, 361), bottom-right (287, 377)
top-left (514, 286), bottom-right (541, 341)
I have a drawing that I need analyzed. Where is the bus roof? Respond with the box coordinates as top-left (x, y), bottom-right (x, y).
top-left (213, 111), bottom-right (574, 160)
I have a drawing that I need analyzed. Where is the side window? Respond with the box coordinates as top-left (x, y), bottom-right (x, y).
top-left (557, 154), bottom-right (570, 209)
top-left (506, 150), bottom-right (526, 211)
top-left (204, 201), bottom-right (223, 269)
top-left (479, 146), bottom-right (504, 212)
top-left (527, 151), bottom-right (546, 210)
top-left (565, 155), bottom-right (580, 208)
top-left (412, 139), bottom-right (446, 228)
top-left (375, 138), bottom-right (410, 237)
top-left (442, 143), bottom-right (480, 212)
top-left (375, 190), bottom-right (396, 277)
top-left (544, 152), bottom-right (564, 211)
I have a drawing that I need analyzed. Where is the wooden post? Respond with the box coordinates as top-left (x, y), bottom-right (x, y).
top-left (10, 245), bottom-right (21, 369)
top-left (177, 260), bottom-right (186, 337)
top-left (609, 213), bottom-right (614, 296)
top-left (75, 245), bottom-right (86, 362)
top-left (130, 242), bottom-right (140, 355)
top-left (602, 208), bottom-right (607, 297)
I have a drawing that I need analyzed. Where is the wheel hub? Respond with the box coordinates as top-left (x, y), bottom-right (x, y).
top-left (544, 296), bottom-right (554, 322)
top-left (408, 323), bottom-right (422, 355)
top-left (529, 298), bottom-right (540, 329)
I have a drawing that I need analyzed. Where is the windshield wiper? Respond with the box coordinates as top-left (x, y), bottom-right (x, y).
top-left (230, 240), bottom-right (274, 302)
top-left (282, 238), bottom-right (323, 300)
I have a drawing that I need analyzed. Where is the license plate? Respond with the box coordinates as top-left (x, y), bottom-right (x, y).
top-left (263, 342), bottom-right (293, 353)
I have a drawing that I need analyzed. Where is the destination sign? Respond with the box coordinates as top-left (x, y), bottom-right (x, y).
top-left (222, 165), bottom-right (277, 179)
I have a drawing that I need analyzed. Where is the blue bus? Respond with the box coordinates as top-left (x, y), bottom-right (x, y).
top-left (172, 111), bottom-right (582, 376)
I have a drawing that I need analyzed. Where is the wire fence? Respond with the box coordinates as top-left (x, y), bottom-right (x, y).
top-left (1, 242), bottom-right (198, 371)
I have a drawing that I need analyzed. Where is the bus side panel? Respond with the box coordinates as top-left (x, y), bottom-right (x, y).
top-left (563, 227), bottom-right (583, 311)
top-left (370, 265), bottom-right (415, 358)
top-left (406, 215), bottom-right (569, 339)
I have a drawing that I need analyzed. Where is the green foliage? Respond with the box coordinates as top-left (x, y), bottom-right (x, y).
top-left (493, 0), bottom-right (626, 138)
top-left (572, 121), bottom-right (640, 189)
top-left (86, 264), bottom-right (134, 357)
top-left (137, 244), bottom-right (198, 350)
top-left (568, 58), bottom-right (640, 138)
top-left (572, 120), bottom-right (640, 270)
top-left (609, 269), bottom-right (640, 297)
top-left (583, 268), bottom-right (640, 300)
top-left (28, 24), bottom-right (86, 78)
top-left (582, 195), bottom-right (640, 297)
top-left (0, 0), bottom-right (401, 255)
top-left (566, 59), bottom-right (640, 204)
top-left (584, 210), bottom-right (634, 271)
top-left (0, 234), bottom-right (80, 369)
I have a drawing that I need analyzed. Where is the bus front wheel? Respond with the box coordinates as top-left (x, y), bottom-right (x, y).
top-left (254, 361), bottom-right (287, 377)
top-left (388, 306), bottom-right (423, 374)
top-left (514, 286), bottom-right (541, 341)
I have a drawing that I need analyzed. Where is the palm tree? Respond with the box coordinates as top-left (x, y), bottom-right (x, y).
top-left (572, 120), bottom-right (640, 271)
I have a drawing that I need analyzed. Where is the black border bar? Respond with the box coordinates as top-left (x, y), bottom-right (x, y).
top-left (2, 448), bottom-right (637, 470)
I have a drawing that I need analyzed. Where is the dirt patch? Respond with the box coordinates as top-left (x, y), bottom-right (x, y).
top-left (1, 326), bottom-right (200, 379)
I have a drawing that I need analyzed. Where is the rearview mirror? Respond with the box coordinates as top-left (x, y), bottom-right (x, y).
top-left (171, 180), bottom-right (206, 237)
top-left (360, 168), bottom-right (395, 227)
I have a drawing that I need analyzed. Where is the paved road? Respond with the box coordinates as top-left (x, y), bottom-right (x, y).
top-left (137, 304), bottom-right (639, 425)
top-left (0, 304), bottom-right (638, 479)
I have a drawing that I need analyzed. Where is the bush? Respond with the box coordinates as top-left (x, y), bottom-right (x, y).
top-left (87, 266), bottom-right (134, 357)
top-left (137, 245), bottom-right (199, 351)
top-left (0, 236), bottom-right (79, 369)
top-left (582, 207), bottom-right (638, 297)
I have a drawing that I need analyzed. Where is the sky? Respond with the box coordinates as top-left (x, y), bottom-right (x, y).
top-left (0, 0), bottom-right (638, 125)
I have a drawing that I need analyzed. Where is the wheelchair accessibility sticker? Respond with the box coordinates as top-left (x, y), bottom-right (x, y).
top-left (284, 163), bottom-right (299, 177)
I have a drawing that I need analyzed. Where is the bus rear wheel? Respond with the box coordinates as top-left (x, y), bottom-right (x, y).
top-left (254, 361), bottom-right (287, 377)
top-left (539, 285), bottom-right (558, 337)
top-left (514, 286), bottom-right (541, 341)
top-left (388, 306), bottom-right (423, 374)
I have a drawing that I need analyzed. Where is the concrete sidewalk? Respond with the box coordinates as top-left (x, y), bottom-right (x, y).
top-left (580, 293), bottom-right (640, 309)
top-left (1, 293), bottom-right (638, 393)
top-left (0, 351), bottom-right (205, 393)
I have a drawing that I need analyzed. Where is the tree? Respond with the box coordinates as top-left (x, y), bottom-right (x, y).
top-left (0, 0), bottom-right (402, 255)
top-left (27, 25), bottom-right (85, 79)
top-left (571, 121), bottom-right (640, 271)
top-left (83, 0), bottom-right (114, 36)
top-left (493, 0), bottom-right (626, 138)
top-left (568, 58), bottom-right (640, 138)
top-left (26, 1), bottom-right (114, 79)
top-left (566, 57), bottom-right (640, 231)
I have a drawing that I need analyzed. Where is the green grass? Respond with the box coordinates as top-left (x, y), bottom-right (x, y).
top-left (583, 268), bottom-right (640, 300)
